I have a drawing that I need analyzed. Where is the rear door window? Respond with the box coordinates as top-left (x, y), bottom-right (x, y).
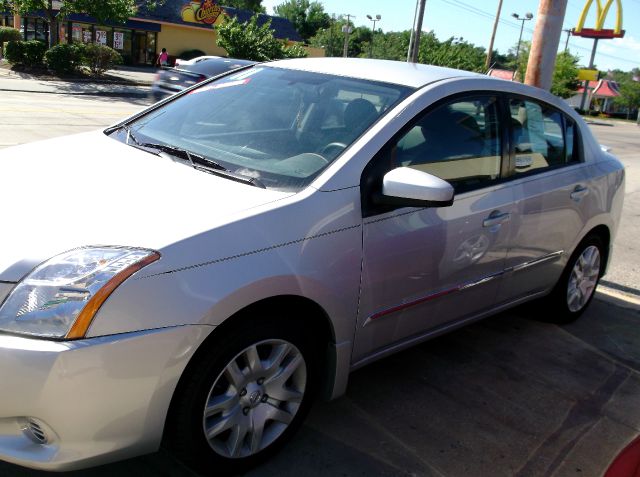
top-left (509, 98), bottom-right (580, 175)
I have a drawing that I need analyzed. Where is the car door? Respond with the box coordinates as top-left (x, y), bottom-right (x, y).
top-left (353, 94), bottom-right (514, 364)
top-left (496, 96), bottom-right (591, 304)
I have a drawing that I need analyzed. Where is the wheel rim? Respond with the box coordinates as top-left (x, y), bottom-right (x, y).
top-left (202, 339), bottom-right (307, 459)
top-left (567, 245), bottom-right (601, 312)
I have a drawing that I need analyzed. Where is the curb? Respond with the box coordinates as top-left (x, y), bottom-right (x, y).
top-left (596, 286), bottom-right (640, 310)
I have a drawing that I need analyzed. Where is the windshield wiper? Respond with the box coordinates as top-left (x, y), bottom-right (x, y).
top-left (111, 125), bottom-right (266, 189)
top-left (140, 142), bottom-right (267, 189)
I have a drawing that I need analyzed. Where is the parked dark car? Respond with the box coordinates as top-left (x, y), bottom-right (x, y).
top-left (150, 57), bottom-right (255, 101)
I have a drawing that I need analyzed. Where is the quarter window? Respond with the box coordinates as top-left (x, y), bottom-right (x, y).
top-left (394, 96), bottom-right (502, 192)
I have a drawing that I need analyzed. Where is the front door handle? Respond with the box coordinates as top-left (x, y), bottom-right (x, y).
top-left (570, 185), bottom-right (589, 202)
top-left (483, 211), bottom-right (511, 228)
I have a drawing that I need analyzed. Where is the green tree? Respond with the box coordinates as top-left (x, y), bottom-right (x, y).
top-left (419, 34), bottom-right (486, 72)
top-left (216, 14), bottom-right (306, 61)
top-left (550, 51), bottom-right (580, 98)
top-left (507, 40), bottom-right (530, 81)
top-left (308, 17), bottom-right (370, 58)
top-left (613, 78), bottom-right (640, 119)
top-left (221, 0), bottom-right (265, 13)
top-left (4, 1), bottom-right (163, 47)
top-left (368, 30), bottom-right (411, 61)
top-left (273, 0), bottom-right (330, 41)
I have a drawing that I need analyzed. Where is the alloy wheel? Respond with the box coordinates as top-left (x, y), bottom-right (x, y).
top-left (202, 339), bottom-right (307, 459)
top-left (566, 245), bottom-right (601, 312)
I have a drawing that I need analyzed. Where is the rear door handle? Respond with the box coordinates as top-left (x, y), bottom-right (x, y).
top-left (570, 186), bottom-right (589, 201)
top-left (483, 211), bottom-right (511, 228)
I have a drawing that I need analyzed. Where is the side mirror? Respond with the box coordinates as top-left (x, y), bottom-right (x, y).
top-left (375, 167), bottom-right (454, 208)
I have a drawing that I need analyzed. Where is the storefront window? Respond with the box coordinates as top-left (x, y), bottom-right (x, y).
top-left (95, 25), bottom-right (113, 47)
top-left (146, 31), bottom-right (157, 65)
top-left (21, 17), bottom-right (48, 42)
top-left (58, 22), bottom-right (67, 44)
top-left (113, 29), bottom-right (133, 64)
top-left (71, 22), bottom-right (93, 43)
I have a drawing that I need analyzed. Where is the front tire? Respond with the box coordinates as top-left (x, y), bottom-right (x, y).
top-left (165, 321), bottom-right (317, 476)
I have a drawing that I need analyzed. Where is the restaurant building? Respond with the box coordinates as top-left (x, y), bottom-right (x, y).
top-left (1, 0), bottom-right (316, 66)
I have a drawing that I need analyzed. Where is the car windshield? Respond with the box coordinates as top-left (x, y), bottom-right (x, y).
top-left (114, 66), bottom-right (413, 191)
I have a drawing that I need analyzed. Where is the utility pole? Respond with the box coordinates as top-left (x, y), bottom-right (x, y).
top-left (328, 14), bottom-right (335, 57)
top-left (407, 0), bottom-right (427, 63)
top-left (485, 0), bottom-right (504, 71)
top-left (563, 28), bottom-right (572, 51)
top-left (579, 38), bottom-right (599, 111)
top-left (524, 0), bottom-right (569, 90)
top-left (342, 14), bottom-right (354, 58)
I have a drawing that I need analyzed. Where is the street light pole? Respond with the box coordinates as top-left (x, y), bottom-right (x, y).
top-left (366, 14), bottom-right (381, 58)
top-left (512, 12), bottom-right (533, 80)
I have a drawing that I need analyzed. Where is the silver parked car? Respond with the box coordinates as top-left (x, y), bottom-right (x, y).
top-left (0, 58), bottom-right (625, 474)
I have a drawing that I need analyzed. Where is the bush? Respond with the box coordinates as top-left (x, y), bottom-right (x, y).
top-left (177, 49), bottom-right (206, 61)
top-left (45, 43), bottom-right (85, 74)
top-left (0, 26), bottom-right (22, 45)
top-left (3, 40), bottom-right (46, 67)
top-left (3, 40), bottom-right (24, 64)
top-left (82, 43), bottom-right (122, 76)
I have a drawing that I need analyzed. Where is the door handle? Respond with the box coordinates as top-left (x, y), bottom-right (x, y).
top-left (570, 186), bottom-right (589, 202)
top-left (483, 211), bottom-right (511, 228)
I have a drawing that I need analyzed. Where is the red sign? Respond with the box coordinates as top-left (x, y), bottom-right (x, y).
top-left (195, 0), bottom-right (223, 25)
top-left (571, 28), bottom-right (625, 39)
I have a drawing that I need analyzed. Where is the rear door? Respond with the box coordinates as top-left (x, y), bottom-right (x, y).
top-left (496, 96), bottom-right (591, 304)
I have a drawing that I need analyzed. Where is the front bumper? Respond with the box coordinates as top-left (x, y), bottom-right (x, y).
top-left (0, 325), bottom-right (213, 471)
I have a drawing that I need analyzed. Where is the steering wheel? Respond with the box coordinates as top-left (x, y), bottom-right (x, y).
top-left (318, 142), bottom-right (348, 157)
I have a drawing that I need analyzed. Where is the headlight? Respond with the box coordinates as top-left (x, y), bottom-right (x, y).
top-left (0, 247), bottom-right (160, 339)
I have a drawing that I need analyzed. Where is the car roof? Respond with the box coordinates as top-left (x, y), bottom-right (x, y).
top-left (268, 57), bottom-right (486, 88)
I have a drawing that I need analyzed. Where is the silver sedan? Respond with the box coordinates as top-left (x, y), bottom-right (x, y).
top-left (0, 58), bottom-right (624, 475)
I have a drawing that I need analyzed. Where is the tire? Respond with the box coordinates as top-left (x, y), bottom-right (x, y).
top-left (164, 319), bottom-right (318, 476)
top-left (542, 234), bottom-right (605, 324)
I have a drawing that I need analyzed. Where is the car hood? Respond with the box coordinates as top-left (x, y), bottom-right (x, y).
top-left (0, 131), bottom-right (292, 282)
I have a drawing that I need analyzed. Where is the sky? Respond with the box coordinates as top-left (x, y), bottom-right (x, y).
top-left (261, 0), bottom-right (640, 72)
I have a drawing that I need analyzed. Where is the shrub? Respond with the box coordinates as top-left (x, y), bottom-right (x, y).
top-left (0, 27), bottom-right (22, 52)
top-left (4, 40), bottom-right (47, 67)
top-left (177, 49), bottom-right (206, 61)
top-left (3, 40), bottom-right (24, 64)
top-left (82, 43), bottom-right (122, 76)
top-left (45, 43), bottom-right (85, 74)
top-left (23, 40), bottom-right (47, 67)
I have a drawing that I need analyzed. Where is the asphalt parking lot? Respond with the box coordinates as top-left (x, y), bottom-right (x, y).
top-left (0, 88), bottom-right (638, 476)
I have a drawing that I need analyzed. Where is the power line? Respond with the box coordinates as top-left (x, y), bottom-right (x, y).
top-left (437, 0), bottom-right (638, 66)
top-left (570, 43), bottom-right (640, 65)
top-left (437, 0), bottom-right (532, 35)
